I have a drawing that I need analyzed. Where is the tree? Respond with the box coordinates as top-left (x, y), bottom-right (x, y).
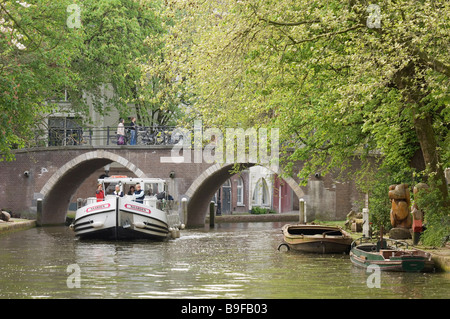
top-left (66, 0), bottom-right (183, 127)
top-left (0, 0), bottom-right (82, 160)
top-left (164, 0), bottom-right (449, 243)
top-left (0, 0), bottom-right (184, 161)
top-left (164, 0), bottom-right (449, 199)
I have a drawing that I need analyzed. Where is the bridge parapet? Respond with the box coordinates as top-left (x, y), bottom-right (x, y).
top-left (30, 125), bottom-right (183, 148)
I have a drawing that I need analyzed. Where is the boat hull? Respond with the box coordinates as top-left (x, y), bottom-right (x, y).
top-left (350, 243), bottom-right (435, 272)
top-left (286, 240), bottom-right (352, 254)
top-left (281, 224), bottom-right (353, 254)
top-left (72, 197), bottom-right (170, 240)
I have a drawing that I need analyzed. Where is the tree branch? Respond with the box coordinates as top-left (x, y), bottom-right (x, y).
top-left (289, 24), bottom-right (365, 45)
top-left (258, 16), bottom-right (320, 27)
top-left (414, 48), bottom-right (450, 77)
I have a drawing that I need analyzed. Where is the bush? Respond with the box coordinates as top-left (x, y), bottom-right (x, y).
top-left (368, 175), bottom-right (393, 234)
top-left (250, 207), bottom-right (276, 214)
top-left (416, 179), bottom-right (450, 247)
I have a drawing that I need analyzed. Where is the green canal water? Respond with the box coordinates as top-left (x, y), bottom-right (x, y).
top-left (0, 222), bottom-right (449, 299)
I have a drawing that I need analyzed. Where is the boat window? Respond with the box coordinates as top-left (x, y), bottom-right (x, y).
top-left (144, 183), bottom-right (153, 195)
top-left (144, 183), bottom-right (163, 196)
top-left (104, 182), bottom-right (118, 195)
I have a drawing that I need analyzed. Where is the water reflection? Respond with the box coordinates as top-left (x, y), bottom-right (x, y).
top-left (0, 222), bottom-right (449, 299)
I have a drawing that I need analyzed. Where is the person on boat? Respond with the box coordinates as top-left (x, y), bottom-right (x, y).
top-left (134, 183), bottom-right (145, 204)
top-left (95, 184), bottom-right (104, 202)
top-left (113, 185), bottom-right (124, 197)
top-left (127, 185), bottom-right (135, 195)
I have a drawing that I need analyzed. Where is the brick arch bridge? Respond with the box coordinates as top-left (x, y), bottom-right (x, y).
top-left (184, 163), bottom-right (305, 226)
top-left (0, 146), bottom-right (364, 227)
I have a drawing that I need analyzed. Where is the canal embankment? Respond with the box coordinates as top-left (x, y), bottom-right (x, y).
top-left (210, 211), bottom-right (300, 223)
top-left (0, 218), bottom-right (37, 236)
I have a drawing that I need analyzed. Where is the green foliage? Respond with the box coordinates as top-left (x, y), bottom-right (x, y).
top-left (163, 0), bottom-right (449, 242)
top-left (0, 0), bottom-right (185, 161)
top-left (250, 207), bottom-right (276, 215)
top-left (0, 0), bottom-right (81, 160)
top-left (416, 175), bottom-right (450, 247)
top-left (166, 0), bottom-right (447, 172)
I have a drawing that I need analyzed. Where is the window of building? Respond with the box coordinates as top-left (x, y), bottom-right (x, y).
top-left (236, 176), bottom-right (244, 206)
top-left (252, 178), bottom-right (269, 207)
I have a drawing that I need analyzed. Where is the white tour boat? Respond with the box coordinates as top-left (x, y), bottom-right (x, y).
top-left (70, 176), bottom-right (184, 240)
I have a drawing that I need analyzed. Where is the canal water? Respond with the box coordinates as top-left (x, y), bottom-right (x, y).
top-left (0, 222), bottom-right (448, 299)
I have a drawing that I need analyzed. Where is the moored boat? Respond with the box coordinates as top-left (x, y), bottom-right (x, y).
top-left (70, 177), bottom-right (183, 240)
top-left (279, 224), bottom-right (353, 253)
top-left (350, 237), bottom-right (435, 272)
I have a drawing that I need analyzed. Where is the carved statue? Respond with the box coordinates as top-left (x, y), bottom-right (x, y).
top-left (389, 183), bottom-right (412, 229)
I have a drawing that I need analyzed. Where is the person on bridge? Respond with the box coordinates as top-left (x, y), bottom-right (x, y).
top-left (134, 183), bottom-right (145, 204)
top-left (113, 185), bottom-right (124, 197)
top-left (96, 184), bottom-right (104, 202)
top-left (117, 118), bottom-right (126, 145)
top-left (129, 117), bottom-right (137, 145)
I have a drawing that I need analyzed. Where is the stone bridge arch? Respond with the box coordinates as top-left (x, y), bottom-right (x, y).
top-left (183, 163), bottom-right (305, 227)
top-left (38, 150), bottom-right (146, 225)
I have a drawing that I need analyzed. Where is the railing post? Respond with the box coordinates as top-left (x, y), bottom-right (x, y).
top-left (106, 126), bottom-right (110, 145)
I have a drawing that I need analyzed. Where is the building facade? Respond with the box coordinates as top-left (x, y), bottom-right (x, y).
top-left (213, 166), bottom-right (298, 215)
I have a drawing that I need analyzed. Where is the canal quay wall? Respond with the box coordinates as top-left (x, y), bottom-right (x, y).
top-left (0, 218), bottom-right (36, 236)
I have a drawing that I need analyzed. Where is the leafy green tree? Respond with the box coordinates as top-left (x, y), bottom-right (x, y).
top-left (0, 0), bottom-right (82, 160)
top-left (164, 0), bottom-right (448, 243)
top-left (70, 0), bottom-right (183, 126)
top-left (0, 0), bottom-right (184, 161)
top-left (165, 0), bottom-right (448, 195)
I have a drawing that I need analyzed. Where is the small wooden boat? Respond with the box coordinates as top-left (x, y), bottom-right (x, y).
top-left (350, 237), bottom-right (435, 272)
top-left (279, 224), bottom-right (353, 253)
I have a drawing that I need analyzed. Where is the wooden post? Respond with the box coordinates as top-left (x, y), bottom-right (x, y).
top-left (362, 208), bottom-right (370, 237)
top-left (181, 198), bottom-right (188, 225)
top-left (299, 199), bottom-right (305, 224)
top-left (36, 198), bottom-right (42, 226)
top-left (209, 201), bottom-right (215, 228)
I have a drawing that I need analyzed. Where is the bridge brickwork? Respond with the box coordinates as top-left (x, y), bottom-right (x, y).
top-left (0, 146), bottom-right (365, 227)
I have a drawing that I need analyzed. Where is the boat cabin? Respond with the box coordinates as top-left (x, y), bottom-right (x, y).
top-left (87, 176), bottom-right (170, 208)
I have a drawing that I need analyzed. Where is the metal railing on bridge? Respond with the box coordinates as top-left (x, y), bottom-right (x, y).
top-left (33, 126), bottom-right (185, 148)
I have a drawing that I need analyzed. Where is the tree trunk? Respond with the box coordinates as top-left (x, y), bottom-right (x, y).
top-left (412, 110), bottom-right (448, 204)
top-left (393, 62), bottom-right (449, 205)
